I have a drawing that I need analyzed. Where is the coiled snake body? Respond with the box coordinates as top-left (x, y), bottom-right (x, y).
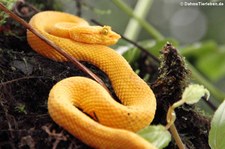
top-left (27, 11), bottom-right (156, 149)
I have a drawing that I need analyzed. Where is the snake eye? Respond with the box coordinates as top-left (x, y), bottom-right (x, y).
top-left (101, 26), bottom-right (111, 35)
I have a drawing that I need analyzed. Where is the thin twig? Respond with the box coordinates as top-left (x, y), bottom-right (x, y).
top-left (203, 98), bottom-right (217, 111)
top-left (0, 2), bottom-right (109, 93)
top-left (74, 0), bottom-right (82, 17)
top-left (91, 19), bottom-right (160, 64)
top-left (42, 125), bottom-right (67, 149)
top-left (0, 76), bottom-right (45, 86)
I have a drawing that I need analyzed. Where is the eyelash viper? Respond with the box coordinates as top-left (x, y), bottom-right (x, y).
top-left (27, 11), bottom-right (157, 149)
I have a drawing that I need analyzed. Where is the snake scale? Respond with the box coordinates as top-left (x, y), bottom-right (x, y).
top-left (27, 11), bottom-right (156, 149)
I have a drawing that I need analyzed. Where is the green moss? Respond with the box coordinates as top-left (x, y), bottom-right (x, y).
top-left (15, 103), bottom-right (27, 114)
top-left (0, 0), bottom-right (16, 25)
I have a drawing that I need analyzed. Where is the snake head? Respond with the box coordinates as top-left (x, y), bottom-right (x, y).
top-left (69, 25), bottom-right (121, 46)
top-left (99, 26), bottom-right (121, 45)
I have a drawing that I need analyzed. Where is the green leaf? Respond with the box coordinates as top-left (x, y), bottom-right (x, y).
top-left (180, 40), bottom-right (217, 58)
top-left (182, 84), bottom-right (210, 104)
top-left (180, 41), bottom-right (225, 81)
top-left (121, 38), bottom-right (178, 65)
top-left (137, 125), bottom-right (171, 149)
top-left (209, 100), bottom-right (225, 149)
top-left (196, 48), bottom-right (225, 81)
top-left (122, 47), bottom-right (141, 64)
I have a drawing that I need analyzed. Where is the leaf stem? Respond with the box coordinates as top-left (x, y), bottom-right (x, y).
top-left (172, 100), bottom-right (185, 109)
top-left (124, 0), bottom-right (153, 40)
top-left (170, 124), bottom-right (186, 149)
top-left (166, 103), bottom-right (186, 149)
top-left (112, 0), bottom-right (164, 40)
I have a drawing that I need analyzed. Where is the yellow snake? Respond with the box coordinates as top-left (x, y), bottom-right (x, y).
top-left (27, 11), bottom-right (156, 149)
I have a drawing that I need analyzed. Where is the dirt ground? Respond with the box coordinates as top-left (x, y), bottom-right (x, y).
top-left (0, 1), bottom-right (211, 149)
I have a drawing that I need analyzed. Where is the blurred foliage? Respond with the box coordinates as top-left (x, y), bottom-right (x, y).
top-left (0, 0), bottom-right (16, 25)
top-left (181, 41), bottom-right (225, 81)
top-left (121, 38), bottom-right (178, 63)
top-left (26, 0), bottom-right (62, 11)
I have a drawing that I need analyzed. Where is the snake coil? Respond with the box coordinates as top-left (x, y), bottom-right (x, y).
top-left (27, 11), bottom-right (156, 149)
